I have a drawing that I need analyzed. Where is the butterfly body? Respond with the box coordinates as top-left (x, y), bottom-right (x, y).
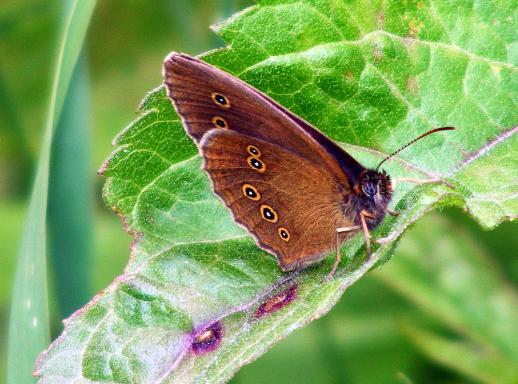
top-left (163, 53), bottom-right (395, 272)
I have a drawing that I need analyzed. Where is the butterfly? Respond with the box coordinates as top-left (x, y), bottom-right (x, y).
top-left (163, 52), bottom-right (454, 280)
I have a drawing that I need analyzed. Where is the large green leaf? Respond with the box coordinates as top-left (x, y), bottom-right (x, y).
top-left (35, 1), bottom-right (517, 382)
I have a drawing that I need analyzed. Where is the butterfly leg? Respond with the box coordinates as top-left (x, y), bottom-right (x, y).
top-left (392, 177), bottom-right (455, 190)
top-left (325, 225), bottom-right (361, 282)
top-left (360, 210), bottom-right (376, 257)
top-left (388, 209), bottom-right (400, 217)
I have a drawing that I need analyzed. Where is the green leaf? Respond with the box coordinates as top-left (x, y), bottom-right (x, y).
top-left (7, 1), bottom-right (97, 384)
top-left (376, 213), bottom-right (518, 383)
top-left (36, 1), bottom-right (517, 383)
top-left (402, 325), bottom-right (517, 384)
top-left (396, 372), bottom-right (417, 384)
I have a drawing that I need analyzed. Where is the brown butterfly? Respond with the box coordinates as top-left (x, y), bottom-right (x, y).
top-left (163, 52), bottom-right (454, 280)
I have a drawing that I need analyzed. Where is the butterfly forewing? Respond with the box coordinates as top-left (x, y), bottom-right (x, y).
top-left (163, 53), bottom-right (354, 184)
top-left (200, 129), bottom-right (357, 271)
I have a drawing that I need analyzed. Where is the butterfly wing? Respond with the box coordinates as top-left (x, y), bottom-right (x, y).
top-left (200, 129), bottom-right (357, 271)
top-left (163, 52), bottom-right (365, 186)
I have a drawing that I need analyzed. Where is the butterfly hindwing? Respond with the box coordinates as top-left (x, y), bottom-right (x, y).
top-left (200, 129), bottom-right (357, 271)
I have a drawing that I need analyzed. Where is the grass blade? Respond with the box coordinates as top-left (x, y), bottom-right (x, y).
top-left (220, 0), bottom-right (235, 18)
top-left (402, 324), bottom-right (518, 384)
top-left (48, 50), bottom-right (92, 319)
top-left (6, 1), bottom-right (97, 383)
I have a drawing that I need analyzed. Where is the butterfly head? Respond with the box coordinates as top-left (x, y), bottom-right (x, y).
top-left (353, 126), bottom-right (454, 229)
top-left (358, 170), bottom-right (392, 201)
top-left (351, 170), bottom-right (392, 228)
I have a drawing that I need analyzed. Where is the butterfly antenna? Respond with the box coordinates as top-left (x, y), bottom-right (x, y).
top-left (376, 127), bottom-right (455, 171)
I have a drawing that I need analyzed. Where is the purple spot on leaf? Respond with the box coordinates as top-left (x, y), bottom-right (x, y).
top-left (191, 321), bottom-right (223, 355)
top-left (254, 284), bottom-right (297, 318)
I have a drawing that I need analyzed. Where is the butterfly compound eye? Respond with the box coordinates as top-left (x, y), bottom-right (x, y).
top-left (361, 181), bottom-right (378, 197)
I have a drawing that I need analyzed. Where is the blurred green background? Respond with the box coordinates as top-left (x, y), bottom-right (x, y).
top-left (1, 1), bottom-right (517, 383)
